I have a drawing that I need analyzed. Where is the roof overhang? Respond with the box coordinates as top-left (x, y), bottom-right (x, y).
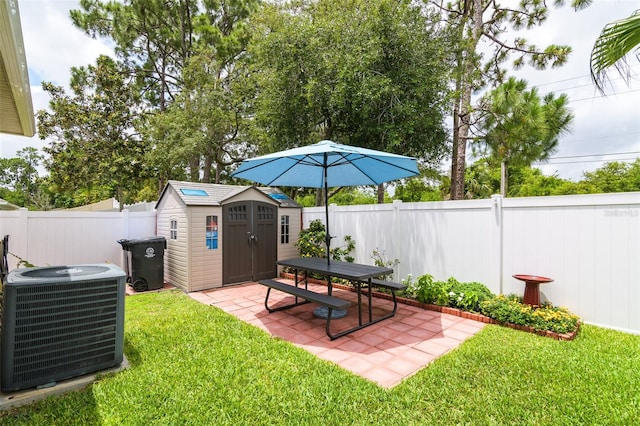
top-left (0, 197), bottom-right (19, 210)
top-left (0, 0), bottom-right (35, 137)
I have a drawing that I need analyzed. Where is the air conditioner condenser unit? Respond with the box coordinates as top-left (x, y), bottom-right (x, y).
top-left (1, 264), bottom-right (125, 392)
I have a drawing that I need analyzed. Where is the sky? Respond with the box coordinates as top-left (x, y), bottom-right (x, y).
top-left (1, 0), bottom-right (639, 182)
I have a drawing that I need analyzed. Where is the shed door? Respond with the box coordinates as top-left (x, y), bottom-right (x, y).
top-left (223, 201), bottom-right (277, 284)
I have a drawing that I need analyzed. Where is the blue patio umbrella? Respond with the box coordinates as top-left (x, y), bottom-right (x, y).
top-left (231, 140), bottom-right (419, 264)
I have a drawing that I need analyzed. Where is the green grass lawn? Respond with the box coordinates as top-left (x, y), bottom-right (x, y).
top-left (2, 290), bottom-right (639, 425)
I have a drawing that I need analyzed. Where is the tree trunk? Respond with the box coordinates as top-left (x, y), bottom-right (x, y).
top-left (189, 157), bottom-right (200, 182)
top-left (450, 78), bottom-right (461, 200)
top-left (117, 186), bottom-right (124, 212)
top-left (450, 0), bottom-right (483, 200)
top-left (203, 153), bottom-right (213, 183)
top-left (158, 177), bottom-right (165, 197)
top-left (451, 89), bottom-right (470, 200)
top-left (215, 160), bottom-right (222, 184)
top-left (501, 161), bottom-right (508, 197)
top-left (377, 183), bottom-right (384, 204)
top-left (316, 188), bottom-right (324, 206)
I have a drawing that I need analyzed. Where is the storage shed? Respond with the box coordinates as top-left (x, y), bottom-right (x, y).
top-left (155, 180), bottom-right (302, 292)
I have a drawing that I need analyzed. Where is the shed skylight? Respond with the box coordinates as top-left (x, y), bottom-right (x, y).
top-left (269, 193), bottom-right (288, 200)
top-left (180, 189), bottom-right (208, 196)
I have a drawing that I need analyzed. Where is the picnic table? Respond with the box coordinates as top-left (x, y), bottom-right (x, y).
top-left (259, 257), bottom-right (405, 340)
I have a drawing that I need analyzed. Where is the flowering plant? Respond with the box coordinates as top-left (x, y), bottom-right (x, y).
top-left (480, 294), bottom-right (580, 334)
top-left (402, 274), bottom-right (581, 334)
top-left (404, 275), bottom-right (493, 312)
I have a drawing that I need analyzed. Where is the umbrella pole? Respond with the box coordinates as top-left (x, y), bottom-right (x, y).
top-left (324, 161), bottom-right (331, 266)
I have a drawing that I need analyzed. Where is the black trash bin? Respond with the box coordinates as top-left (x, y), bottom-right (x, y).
top-left (117, 236), bottom-right (166, 291)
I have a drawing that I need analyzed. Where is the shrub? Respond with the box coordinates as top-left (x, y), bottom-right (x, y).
top-left (403, 274), bottom-right (581, 334)
top-left (405, 274), bottom-right (448, 305)
top-left (404, 275), bottom-right (493, 312)
top-left (371, 249), bottom-right (399, 281)
top-left (295, 219), bottom-right (355, 262)
top-left (445, 277), bottom-right (495, 312)
top-left (295, 220), bottom-right (327, 258)
top-left (480, 294), bottom-right (580, 334)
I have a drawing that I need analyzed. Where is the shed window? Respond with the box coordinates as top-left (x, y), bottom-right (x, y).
top-left (170, 219), bottom-right (178, 240)
top-left (258, 205), bottom-right (274, 220)
top-left (206, 215), bottom-right (218, 249)
top-left (228, 205), bottom-right (246, 221)
top-left (281, 215), bottom-right (290, 244)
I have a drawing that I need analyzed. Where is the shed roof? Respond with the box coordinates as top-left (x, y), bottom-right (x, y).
top-left (0, 197), bottom-right (19, 210)
top-left (156, 180), bottom-right (301, 209)
top-left (62, 198), bottom-right (156, 212)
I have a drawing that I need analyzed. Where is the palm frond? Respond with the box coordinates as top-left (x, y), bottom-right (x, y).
top-left (590, 10), bottom-right (640, 94)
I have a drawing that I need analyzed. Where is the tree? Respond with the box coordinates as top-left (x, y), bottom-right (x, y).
top-left (590, 9), bottom-right (640, 93)
top-left (0, 158), bottom-right (29, 207)
top-left (0, 147), bottom-right (43, 208)
top-left (463, 159), bottom-right (499, 199)
top-left (72, 0), bottom-right (261, 188)
top-left (37, 55), bottom-right (146, 209)
top-left (577, 159), bottom-right (640, 193)
top-left (72, 0), bottom-right (196, 111)
top-left (16, 147), bottom-right (41, 208)
top-left (394, 167), bottom-right (449, 202)
top-left (251, 0), bottom-right (451, 203)
top-left (427, 0), bottom-right (591, 200)
top-left (508, 166), bottom-right (577, 197)
top-left (145, 47), bottom-right (253, 184)
top-left (474, 77), bottom-right (573, 196)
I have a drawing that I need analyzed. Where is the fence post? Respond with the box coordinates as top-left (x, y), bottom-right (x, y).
top-left (12, 208), bottom-right (30, 270)
top-left (121, 209), bottom-right (130, 271)
top-left (122, 208), bottom-right (130, 239)
top-left (491, 194), bottom-right (503, 294)
top-left (329, 203), bottom-right (336, 242)
top-left (393, 199), bottom-right (402, 280)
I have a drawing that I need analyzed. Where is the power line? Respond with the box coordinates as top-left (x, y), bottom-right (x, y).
top-left (522, 64), bottom-right (640, 100)
top-left (532, 151), bottom-right (640, 166)
top-left (538, 157), bottom-right (638, 165)
top-left (532, 63), bottom-right (640, 90)
top-left (547, 150), bottom-right (640, 160)
top-left (535, 80), bottom-right (640, 100)
top-left (568, 87), bottom-right (640, 103)
top-left (534, 153), bottom-right (640, 166)
top-left (560, 130), bottom-right (640, 144)
top-left (537, 75), bottom-right (629, 94)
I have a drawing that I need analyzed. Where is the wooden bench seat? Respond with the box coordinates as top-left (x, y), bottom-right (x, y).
top-left (259, 279), bottom-right (351, 340)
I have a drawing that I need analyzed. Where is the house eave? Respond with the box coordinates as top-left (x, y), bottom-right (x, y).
top-left (0, 0), bottom-right (35, 137)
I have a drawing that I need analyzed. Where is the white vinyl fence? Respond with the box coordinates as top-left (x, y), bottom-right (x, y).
top-left (1, 192), bottom-right (639, 334)
top-left (303, 192), bottom-right (640, 335)
top-left (0, 209), bottom-right (156, 271)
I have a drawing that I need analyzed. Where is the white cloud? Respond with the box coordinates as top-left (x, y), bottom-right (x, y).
top-left (0, 0), bottom-right (113, 160)
top-left (511, 0), bottom-right (640, 181)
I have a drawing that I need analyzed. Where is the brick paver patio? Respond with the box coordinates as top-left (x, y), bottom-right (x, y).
top-left (187, 280), bottom-right (485, 388)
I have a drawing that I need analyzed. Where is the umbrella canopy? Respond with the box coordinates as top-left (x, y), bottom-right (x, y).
top-left (231, 140), bottom-right (418, 188)
top-left (231, 140), bottom-right (419, 263)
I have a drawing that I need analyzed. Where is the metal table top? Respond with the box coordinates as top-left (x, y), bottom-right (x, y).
top-left (277, 257), bottom-right (392, 281)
